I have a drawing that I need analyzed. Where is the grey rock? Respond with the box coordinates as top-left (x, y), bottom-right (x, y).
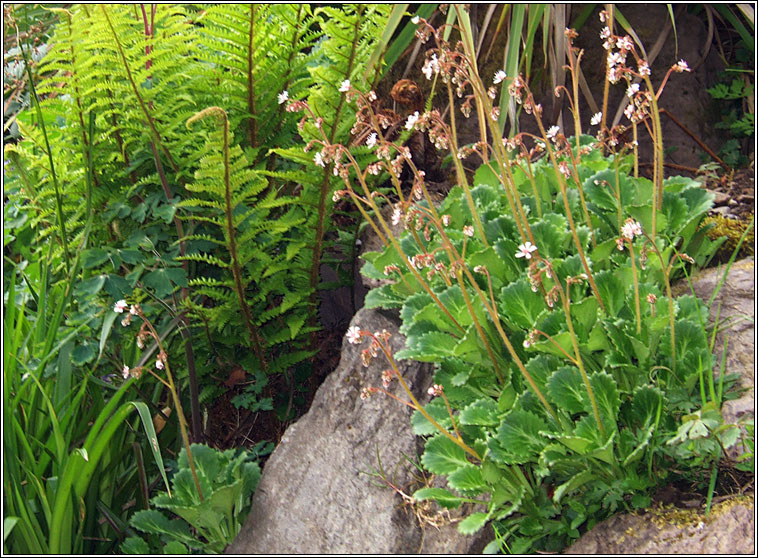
top-left (565, 497), bottom-right (755, 555)
top-left (227, 306), bottom-right (491, 554)
top-left (706, 189), bottom-right (731, 207)
top-left (674, 257), bottom-right (755, 460)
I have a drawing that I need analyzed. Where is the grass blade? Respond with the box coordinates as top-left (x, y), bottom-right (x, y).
top-left (365, 4), bottom-right (408, 80)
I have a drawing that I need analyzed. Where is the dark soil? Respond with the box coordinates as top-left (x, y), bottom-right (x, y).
top-left (203, 324), bottom-right (346, 459)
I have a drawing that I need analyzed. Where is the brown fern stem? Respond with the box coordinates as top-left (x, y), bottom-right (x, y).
top-left (189, 108), bottom-right (269, 371)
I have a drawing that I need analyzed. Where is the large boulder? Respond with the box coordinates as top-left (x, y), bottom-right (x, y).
top-left (565, 497), bottom-right (755, 554)
top-left (227, 306), bottom-right (491, 554)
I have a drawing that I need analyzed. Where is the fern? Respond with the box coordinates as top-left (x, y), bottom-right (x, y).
top-left (4, 4), bottom-right (403, 419)
top-left (195, 4), bottom-right (319, 156)
top-left (181, 107), bottom-right (312, 376)
top-left (273, 4), bottom-right (394, 317)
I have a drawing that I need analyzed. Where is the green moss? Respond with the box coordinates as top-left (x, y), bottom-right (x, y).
top-left (702, 214), bottom-right (754, 258)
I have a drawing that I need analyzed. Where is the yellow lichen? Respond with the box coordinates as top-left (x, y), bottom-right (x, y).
top-left (647, 494), bottom-right (754, 531)
top-left (701, 214), bottom-right (755, 257)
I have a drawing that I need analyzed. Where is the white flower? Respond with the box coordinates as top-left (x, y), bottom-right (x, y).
top-left (546, 125), bottom-right (560, 140)
top-left (339, 79), bottom-right (351, 93)
top-left (391, 206), bottom-right (402, 226)
top-left (411, 15), bottom-right (420, 24)
top-left (113, 299), bottom-right (128, 313)
top-left (638, 61), bottom-right (650, 76)
top-left (608, 51), bottom-right (625, 67)
top-left (122, 365), bottom-right (130, 379)
top-left (314, 152), bottom-right (325, 167)
top-left (427, 384), bottom-right (443, 396)
top-left (366, 133), bottom-right (378, 148)
top-left (441, 214), bottom-right (451, 227)
top-left (405, 111), bottom-right (420, 130)
top-left (422, 53), bottom-right (439, 80)
top-left (278, 90), bottom-right (289, 104)
top-left (626, 83), bottom-right (640, 97)
top-left (673, 59), bottom-right (690, 72)
top-left (617, 36), bottom-right (633, 51)
top-left (591, 112), bottom-right (603, 126)
top-left (621, 219), bottom-right (643, 240)
top-left (515, 242), bottom-right (538, 259)
top-left (346, 325), bottom-right (362, 344)
top-left (155, 359), bottom-right (164, 370)
top-left (493, 70), bottom-right (507, 84)
top-left (368, 90), bottom-right (377, 102)
top-left (463, 225), bottom-right (474, 237)
top-left (129, 304), bottom-right (138, 315)
top-left (558, 160), bottom-right (571, 178)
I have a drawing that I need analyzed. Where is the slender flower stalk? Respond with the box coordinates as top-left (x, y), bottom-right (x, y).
top-left (353, 330), bottom-right (482, 461)
top-left (121, 303), bottom-right (204, 501)
top-left (531, 103), bottom-right (606, 314)
top-left (541, 260), bottom-right (607, 439)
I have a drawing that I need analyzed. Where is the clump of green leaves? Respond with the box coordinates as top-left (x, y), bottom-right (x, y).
top-left (360, 141), bottom-right (738, 549)
top-left (121, 444), bottom-right (261, 554)
top-left (707, 77), bottom-right (754, 168)
top-left (334, 12), bottom-right (743, 554)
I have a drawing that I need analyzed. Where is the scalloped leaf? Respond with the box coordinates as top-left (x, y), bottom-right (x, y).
top-left (498, 278), bottom-right (546, 330)
top-left (457, 512), bottom-right (490, 535)
top-left (493, 409), bottom-right (549, 464)
top-left (459, 398), bottom-right (500, 427)
top-left (421, 434), bottom-right (469, 475)
top-left (411, 398), bottom-right (453, 436)
top-left (547, 366), bottom-right (586, 414)
top-left (448, 464), bottom-right (487, 493)
top-left (631, 385), bottom-right (664, 428)
top-left (412, 487), bottom-right (465, 509)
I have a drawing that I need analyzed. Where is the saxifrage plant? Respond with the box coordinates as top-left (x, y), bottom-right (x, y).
top-left (288, 9), bottom-right (745, 553)
top-left (121, 444), bottom-right (261, 554)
